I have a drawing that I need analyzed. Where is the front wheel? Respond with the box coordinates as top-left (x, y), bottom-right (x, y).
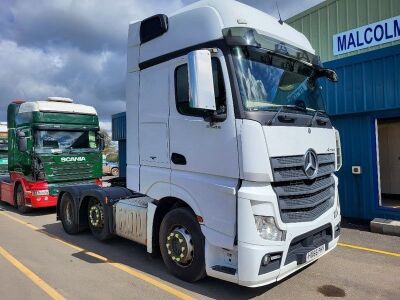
top-left (15, 184), bottom-right (31, 214)
top-left (159, 207), bottom-right (206, 282)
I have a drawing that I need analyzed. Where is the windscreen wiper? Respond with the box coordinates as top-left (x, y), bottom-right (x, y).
top-left (308, 110), bottom-right (327, 127)
top-left (267, 106), bottom-right (285, 125)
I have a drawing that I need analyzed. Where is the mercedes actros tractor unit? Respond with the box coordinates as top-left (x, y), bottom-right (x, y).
top-left (57, 0), bottom-right (342, 287)
top-left (0, 97), bottom-right (103, 213)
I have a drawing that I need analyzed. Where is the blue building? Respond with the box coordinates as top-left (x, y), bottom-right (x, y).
top-left (288, 0), bottom-right (400, 221)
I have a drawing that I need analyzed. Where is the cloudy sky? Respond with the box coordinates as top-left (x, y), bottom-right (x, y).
top-left (0, 0), bottom-right (324, 131)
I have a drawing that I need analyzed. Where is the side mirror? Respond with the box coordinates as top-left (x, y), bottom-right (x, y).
top-left (319, 68), bottom-right (338, 82)
top-left (17, 131), bottom-right (27, 152)
top-left (99, 136), bottom-right (105, 151)
top-left (187, 50), bottom-right (216, 111)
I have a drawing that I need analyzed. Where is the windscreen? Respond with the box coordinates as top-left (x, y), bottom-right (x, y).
top-left (232, 46), bottom-right (325, 113)
top-left (35, 130), bottom-right (98, 152)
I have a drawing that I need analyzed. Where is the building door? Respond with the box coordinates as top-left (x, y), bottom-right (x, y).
top-left (377, 118), bottom-right (400, 209)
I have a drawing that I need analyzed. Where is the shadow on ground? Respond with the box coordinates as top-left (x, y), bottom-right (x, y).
top-left (0, 201), bottom-right (316, 299)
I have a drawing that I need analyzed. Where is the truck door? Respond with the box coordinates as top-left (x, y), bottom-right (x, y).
top-left (138, 61), bottom-right (171, 197)
top-left (169, 50), bottom-right (239, 246)
top-left (10, 127), bottom-right (32, 177)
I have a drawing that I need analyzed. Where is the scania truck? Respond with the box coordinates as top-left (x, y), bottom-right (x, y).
top-left (57, 0), bottom-right (342, 287)
top-left (0, 97), bottom-right (103, 213)
top-left (0, 122), bottom-right (8, 175)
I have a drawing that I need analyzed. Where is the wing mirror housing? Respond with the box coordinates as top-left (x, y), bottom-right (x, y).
top-left (99, 135), bottom-right (105, 151)
top-left (318, 68), bottom-right (338, 82)
top-left (187, 50), bottom-right (217, 111)
top-left (17, 131), bottom-right (28, 152)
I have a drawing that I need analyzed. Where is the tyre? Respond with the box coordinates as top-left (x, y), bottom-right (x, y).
top-left (111, 168), bottom-right (119, 177)
top-left (60, 193), bottom-right (79, 234)
top-left (87, 197), bottom-right (112, 241)
top-left (159, 207), bottom-right (206, 282)
top-left (15, 184), bottom-right (32, 214)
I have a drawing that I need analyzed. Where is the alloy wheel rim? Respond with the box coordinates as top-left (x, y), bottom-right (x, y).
top-left (165, 226), bottom-right (194, 267)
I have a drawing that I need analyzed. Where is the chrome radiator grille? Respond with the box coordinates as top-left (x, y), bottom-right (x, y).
top-left (271, 153), bottom-right (336, 223)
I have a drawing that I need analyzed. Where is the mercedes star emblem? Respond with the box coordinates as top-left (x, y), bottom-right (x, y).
top-left (304, 150), bottom-right (319, 179)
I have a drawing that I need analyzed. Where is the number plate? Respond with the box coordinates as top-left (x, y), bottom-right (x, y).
top-left (306, 244), bottom-right (326, 262)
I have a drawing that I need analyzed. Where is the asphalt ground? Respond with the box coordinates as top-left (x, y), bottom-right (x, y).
top-left (0, 202), bottom-right (399, 300)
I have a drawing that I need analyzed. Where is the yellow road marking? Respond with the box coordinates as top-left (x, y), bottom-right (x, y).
top-left (0, 246), bottom-right (65, 300)
top-left (338, 242), bottom-right (400, 257)
top-left (0, 211), bottom-right (194, 300)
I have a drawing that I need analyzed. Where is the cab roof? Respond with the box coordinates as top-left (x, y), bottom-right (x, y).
top-left (18, 98), bottom-right (97, 116)
top-left (128, 0), bottom-right (314, 71)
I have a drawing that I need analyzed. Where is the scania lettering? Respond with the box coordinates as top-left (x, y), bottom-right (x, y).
top-left (61, 157), bottom-right (86, 163)
top-left (57, 1), bottom-right (342, 287)
top-left (0, 97), bottom-right (103, 213)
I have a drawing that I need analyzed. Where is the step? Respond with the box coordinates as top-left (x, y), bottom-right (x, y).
top-left (370, 218), bottom-right (400, 237)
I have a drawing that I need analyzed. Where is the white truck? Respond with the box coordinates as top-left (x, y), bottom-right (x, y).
top-left (57, 0), bottom-right (342, 287)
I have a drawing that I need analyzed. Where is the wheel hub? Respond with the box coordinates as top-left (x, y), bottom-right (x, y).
top-left (166, 227), bottom-right (193, 266)
top-left (89, 204), bottom-right (103, 228)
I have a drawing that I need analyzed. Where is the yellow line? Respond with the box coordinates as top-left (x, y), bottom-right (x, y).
top-left (0, 211), bottom-right (194, 300)
top-left (0, 246), bottom-right (65, 300)
top-left (338, 242), bottom-right (400, 257)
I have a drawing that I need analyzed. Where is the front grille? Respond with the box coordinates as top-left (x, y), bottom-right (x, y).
top-left (271, 153), bottom-right (336, 223)
top-left (48, 164), bottom-right (94, 181)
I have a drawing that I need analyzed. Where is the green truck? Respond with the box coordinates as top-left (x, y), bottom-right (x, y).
top-left (0, 97), bottom-right (103, 213)
top-left (0, 122), bottom-right (7, 175)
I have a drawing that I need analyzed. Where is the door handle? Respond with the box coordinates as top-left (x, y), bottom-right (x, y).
top-left (171, 153), bottom-right (187, 165)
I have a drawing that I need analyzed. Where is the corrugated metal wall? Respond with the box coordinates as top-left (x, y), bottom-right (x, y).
top-left (288, 0), bottom-right (400, 62)
top-left (331, 110), bottom-right (400, 220)
top-left (112, 112), bottom-right (126, 141)
top-left (322, 44), bottom-right (400, 115)
top-left (321, 45), bottom-right (400, 220)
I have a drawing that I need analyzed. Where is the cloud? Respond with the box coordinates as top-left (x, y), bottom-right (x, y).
top-left (0, 0), bottom-right (185, 123)
top-left (0, 0), bottom-right (324, 126)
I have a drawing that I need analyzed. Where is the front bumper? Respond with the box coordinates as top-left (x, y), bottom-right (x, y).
top-left (236, 180), bottom-right (341, 287)
top-left (27, 194), bottom-right (58, 208)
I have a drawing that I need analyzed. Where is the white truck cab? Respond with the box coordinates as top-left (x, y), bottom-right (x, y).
top-left (58, 0), bottom-right (342, 287)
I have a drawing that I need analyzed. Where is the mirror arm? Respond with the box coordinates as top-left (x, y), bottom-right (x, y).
top-left (204, 112), bottom-right (227, 124)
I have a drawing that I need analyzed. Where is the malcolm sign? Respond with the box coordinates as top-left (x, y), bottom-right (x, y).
top-left (333, 16), bottom-right (400, 55)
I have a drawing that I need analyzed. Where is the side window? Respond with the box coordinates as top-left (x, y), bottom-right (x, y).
top-left (175, 58), bottom-right (226, 117)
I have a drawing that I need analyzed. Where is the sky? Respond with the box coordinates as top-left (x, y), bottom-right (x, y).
top-left (0, 0), bottom-right (324, 131)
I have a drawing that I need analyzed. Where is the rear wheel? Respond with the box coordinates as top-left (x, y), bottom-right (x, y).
top-left (15, 184), bottom-right (31, 214)
top-left (60, 193), bottom-right (79, 234)
top-left (159, 207), bottom-right (206, 282)
top-left (88, 198), bottom-right (112, 241)
top-left (111, 168), bottom-right (119, 177)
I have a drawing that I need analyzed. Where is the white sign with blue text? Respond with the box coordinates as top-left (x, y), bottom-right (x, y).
top-left (333, 16), bottom-right (400, 55)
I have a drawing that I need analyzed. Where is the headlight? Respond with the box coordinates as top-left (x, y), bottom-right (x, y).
top-left (334, 129), bottom-right (342, 171)
top-left (254, 216), bottom-right (286, 241)
top-left (32, 190), bottom-right (49, 196)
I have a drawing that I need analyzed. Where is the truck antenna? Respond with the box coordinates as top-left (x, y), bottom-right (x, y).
top-left (276, 2), bottom-right (284, 25)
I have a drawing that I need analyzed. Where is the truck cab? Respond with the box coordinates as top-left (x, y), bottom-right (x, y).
top-left (0, 122), bottom-right (8, 175)
top-left (58, 0), bottom-right (341, 287)
top-left (1, 97), bottom-right (103, 213)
